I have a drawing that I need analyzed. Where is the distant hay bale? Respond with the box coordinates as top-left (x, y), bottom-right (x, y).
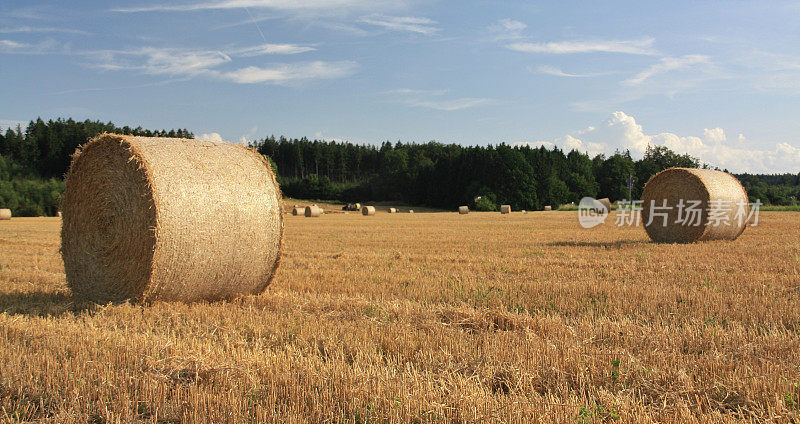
top-left (57, 211), bottom-right (62, 218)
top-left (60, 133), bottom-right (283, 303)
top-left (597, 198), bottom-right (612, 211)
top-left (458, 206), bottom-right (469, 214)
top-left (408, 210), bottom-right (414, 214)
top-left (544, 206), bottom-right (552, 211)
top-left (292, 206), bottom-right (303, 216)
top-left (305, 205), bottom-right (323, 217)
top-left (500, 205), bottom-right (511, 214)
top-left (521, 210), bottom-right (527, 214)
top-left (362, 205), bottom-right (376, 216)
top-left (0, 209), bottom-right (11, 220)
top-left (641, 168), bottom-right (749, 243)
top-left (388, 207), bottom-right (398, 213)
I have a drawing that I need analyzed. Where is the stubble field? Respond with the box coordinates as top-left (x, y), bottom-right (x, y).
top-left (0, 211), bottom-right (799, 423)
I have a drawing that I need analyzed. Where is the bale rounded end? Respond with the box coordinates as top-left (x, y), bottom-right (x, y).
top-left (0, 208), bottom-right (12, 220)
top-left (641, 167), bottom-right (748, 243)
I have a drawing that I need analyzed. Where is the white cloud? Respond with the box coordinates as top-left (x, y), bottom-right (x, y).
top-left (405, 97), bottom-right (492, 111)
top-left (198, 132), bottom-right (224, 142)
top-left (359, 14), bottom-right (439, 35)
top-left (220, 61), bottom-right (357, 84)
top-left (229, 43), bottom-right (315, 56)
top-left (515, 111), bottom-right (800, 173)
top-left (0, 38), bottom-right (60, 54)
top-left (507, 38), bottom-right (656, 55)
top-left (488, 19), bottom-right (526, 40)
top-left (88, 46), bottom-right (356, 85)
top-left (0, 26), bottom-right (89, 35)
top-left (113, 0), bottom-right (400, 13)
top-left (533, 65), bottom-right (592, 78)
top-left (388, 88), bottom-right (492, 111)
top-left (623, 54), bottom-right (710, 85)
top-left (91, 47), bottom-right (231, 76)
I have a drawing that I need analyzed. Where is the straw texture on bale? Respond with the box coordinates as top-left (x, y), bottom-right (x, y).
top-left (641, 167), bottom-right (749, 243)
top-left (388, 207), bottom-right (397, 213)
top-left (500, 205), bottom-right (511, 214)
top-left (0, 209), bottom-right (10, 220)
top-left (362, 206), bottom-right (376, 216)
top-left (597, 198), bottom-right (612, 211)
top-left (458, 206), bottom-right (469, 214)
top-left (544, 206), bottom-right (552, 211)
top-left (61, 133), bottom-right (284, 303)
top-left (305, 205), bottom-right (323, 217)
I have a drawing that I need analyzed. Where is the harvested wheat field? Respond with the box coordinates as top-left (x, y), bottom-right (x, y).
top-left (1, 212), bottom-right (799, 423)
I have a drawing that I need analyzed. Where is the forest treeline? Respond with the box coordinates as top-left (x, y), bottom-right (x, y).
top-left (1, 118), bottom-right (798, 215)
top-left (251, 136), bottom-right (800, 210)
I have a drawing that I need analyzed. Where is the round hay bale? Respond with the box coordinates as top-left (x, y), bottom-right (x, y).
top-left (61, 133), bottom-right (283, 303)
top-left (362, 205), bottom-right (375, 216)
top-left (408, 210), bottom-right (414, 214)
top-left (500, 205), bottom-right (511, 214)
top-left (292, 206), bottom-right (303, 216)
top-left (57, 211), bottom-right (62, 218)
top-left (458, 206), bottom-right (469, 214)
top-left (544, 205), bottom-right (552, 211)
top-left (354, 203), bottom-right (362, 210)
top-left (388, 207), bottom-right (397, 213)
top-left (305, 205), bottom-right (323, 217)
top-left (521, 210), bottom-right (527, 214)
top-left (0, 209), bottom-right (11, 220)
top-left (641, 168), bottom-right (748, 243)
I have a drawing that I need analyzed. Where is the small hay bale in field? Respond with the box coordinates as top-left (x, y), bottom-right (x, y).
top-left (362, 205), bottom-right (376, 216)
top-left (458, 206), bottom-right (469, 214)
top-left (597, 198), bottom-right (612, 211)
top-left (521, 210), bottom-right (527, 214)
top-left (641, 167), bottom-right (749, 243)
top-left (500, 205), bottom-right (511, 214)
top-left (60, 133), bottom-right (284, 303)
top-left (57, 211), bottom-right (62, 218)
top-left (0, 209), bottom-right (11, 220)
top-left (544, 205), bottom-right (552, 211)
top-left (388, 207), bottom-right (397, 213)
top-left (292, 205), bottom-right (303, 216)
top-left (305, 205), bottom-right (323, 217)
top-left (408, 210), bottom-right (414, 214)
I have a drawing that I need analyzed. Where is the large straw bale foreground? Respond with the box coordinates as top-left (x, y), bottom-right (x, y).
top-left (60, 134), bottom-right (283, 302)
top-left (641, 168), bottom-right (749, 243)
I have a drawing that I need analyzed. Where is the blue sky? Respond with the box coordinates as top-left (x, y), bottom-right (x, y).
top-left (1, 1), bottom-right (799, 173)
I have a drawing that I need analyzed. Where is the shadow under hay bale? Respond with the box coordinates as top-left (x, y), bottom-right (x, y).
top-left (61, 133), bottom-right (284, 303)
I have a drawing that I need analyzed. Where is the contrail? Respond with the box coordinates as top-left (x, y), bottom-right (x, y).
top-left (244, 7), bottom-right (267, 43)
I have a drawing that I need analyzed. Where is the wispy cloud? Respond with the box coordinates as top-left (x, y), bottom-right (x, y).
top-left (87, 45), bottom-right (356, 85)
top-left (113, 0), bottom-right (398, 13)
top-left (228, 43), bottom-right (316, 56)
top-left (388, 88), bottom-right (492, 111)
top-left (623, 54), bottom-right (710, 85)
top-left (0, 26), bottom-right (89, 35)
top-left (533, 65), bottom-right (594, 78)
top-left (358, 14), bottom-right (439, 35)
top-left (488, 19), bottom-right (526, 41)
top-left (507, 38), bottom-right (656, 55)
top-left (0, 38), bottom-right (61, 54)
top-left (220, 61), bottom-right (358, 84)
